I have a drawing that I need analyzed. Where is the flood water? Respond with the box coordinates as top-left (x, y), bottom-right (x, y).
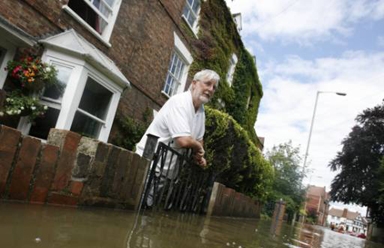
top-left (0, 202), bottom-right (383, 248)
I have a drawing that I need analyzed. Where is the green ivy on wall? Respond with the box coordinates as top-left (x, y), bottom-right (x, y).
top-left (111, 108), bottom-right (151, 151)
top-left (205, 107), bottom-right (273, 201)
top-left (179, 0), bottom-right (272, 199)
top-left (185, 0), bottom-right (263, 148)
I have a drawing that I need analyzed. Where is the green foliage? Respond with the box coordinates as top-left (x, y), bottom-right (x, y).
top-left (6, 52), bottom-right (61, 93)
top-left (205, 106), bottom-right (273, 201)
top-left (186, 0), bottom-right (263, 148)
top-left (263, 141), bottom-right (305, 221)
top-left (329, 101), bottom-right (384, 225)
top-left (379, 159), bottom-right (384, 204)
top-left (111, 109), bottom-right (151, 151)
top-left (2, 50), bottom-right (63, 123)
top-left (306, 208), bottom-right (318, 224)
top-left (0, 90), bottom-right (48, 122)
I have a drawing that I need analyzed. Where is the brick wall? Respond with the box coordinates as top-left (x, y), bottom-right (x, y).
top-left (0, 0), bottom-right (190, 140)
top-left (206, 182), bottom-right (262, 218)
top-left (0, 125), bottom-right (150, 210)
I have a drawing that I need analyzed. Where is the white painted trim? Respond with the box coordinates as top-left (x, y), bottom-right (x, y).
top-left (42, 45), bottom-right (123, 142)
top-left (181, 0), bottom-right (201, 37)
top-left (102, 0), bottom-right (122, 42)
top-left (98, 92), bottom-right (120, 142)
top-left (0, 20), bottom-right (36, 88)
top-left (62, 5), bottom-right (112, 47)
top-left (0, 22), bottom-right (36, 47)
top-left (0, 42), bottom-right (15, 89)
top-left (161, 90), bottom-right (171, 99)
top-left (174, 32), bottom-right (193, 64)
top-left (77, 108), bottom-right (107, 125)
top-left (231, 53), bottom-right (238, 64)
top-left (226, 53), bottom-right (238, 87)
top-left (173, 32), bottom-right (193, 94)
top-left (181, 15), bottom-right (199, 38)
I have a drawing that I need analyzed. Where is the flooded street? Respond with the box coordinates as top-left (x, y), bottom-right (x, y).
top-left (0, 202), bottom-right (382, 248)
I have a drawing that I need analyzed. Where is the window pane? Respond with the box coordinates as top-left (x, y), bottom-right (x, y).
top-left (78, 77), bottom-right (112, 120)
top-left (163, 51), bottom-right (186, 96)
top-left (68, 0), bottom-right (106, 34)
top-left (164, 74), bottom-right (172, 95)
top-left (0, 47), bottom-right (6, 66)
top-left (42, 64), bottom-right (72, 101)
top-left (192, 0), bottom-right (200, 13)
top-left (183, 7), bottom-right (189, 19)
top-left (70, 111), bottom-right (103, 139)
top-left (104, 0), bottom-right (115, 7)
top-left (29, 108), bottom-right (60, 140)
top-left (183, 0), bottom-right (200, 27)
top-left (188, 14), bottom-right (196, 26)
top-left (98, 1), bottom-right (112, 18)
top-left (169, 53), bottom-right (177, 74)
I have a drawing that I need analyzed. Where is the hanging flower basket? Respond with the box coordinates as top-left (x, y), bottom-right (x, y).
top-left (5, 54), bottom-right (60, 94)
top-left (0, 90), bottom-right (47, 121)
top-left (1, 52), bottom-right (63, 122)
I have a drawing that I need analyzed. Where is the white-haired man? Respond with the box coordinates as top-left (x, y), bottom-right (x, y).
top-left (136, 69), bottom-right (220, 168)
top-left (135, 69), bottom-right (220, 206)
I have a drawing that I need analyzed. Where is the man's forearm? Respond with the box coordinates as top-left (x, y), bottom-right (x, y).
top-left (174, 136), bottom-right (203, 152)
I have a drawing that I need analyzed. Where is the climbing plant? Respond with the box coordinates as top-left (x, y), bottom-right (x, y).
top-left (178, 0), bottom-right (271, 198)
top-left (205, 107), bottom-right (273, 200)
top-left (184, 0), bottom-right (263, 147)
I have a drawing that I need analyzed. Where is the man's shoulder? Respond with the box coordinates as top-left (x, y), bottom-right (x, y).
top-left (172, 91), bottom-right (190, 99)
top-left (167, 91), bottom-right (191, 105)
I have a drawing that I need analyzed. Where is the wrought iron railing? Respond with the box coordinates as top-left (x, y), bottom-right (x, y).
top-left (141, 142), bottom-right (214, 214)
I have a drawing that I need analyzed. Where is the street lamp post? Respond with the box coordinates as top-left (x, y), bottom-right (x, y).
top-left (301, 91), bottom-right (347, 182)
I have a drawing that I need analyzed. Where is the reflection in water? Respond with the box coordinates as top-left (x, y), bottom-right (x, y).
top-left (0, 202), bottom-right (382, 248)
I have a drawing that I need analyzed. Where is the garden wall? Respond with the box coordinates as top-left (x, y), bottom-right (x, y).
top-left (0, 125), bottom-right (150, 210)
top-left (206, 182), bottom-right (262, 218)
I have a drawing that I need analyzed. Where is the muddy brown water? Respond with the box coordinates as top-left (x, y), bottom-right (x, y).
top-left (0, 202), bottom-right (382, 248)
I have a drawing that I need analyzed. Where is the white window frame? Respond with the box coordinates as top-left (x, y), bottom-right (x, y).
top-left (182, 0), bottom-right (201, 36)
top-left (18, 49), bottom-right (122, 142)
top-left (62, 0), bottom-right (122, 47)
top-left (0, 22), bottom-right (35, 89)
top-left (226, 53), bottom-right (238, 87)
top-left (0, 43), bottom-right (15, 89)
top-left (162, 33), bottom-right (193, 98)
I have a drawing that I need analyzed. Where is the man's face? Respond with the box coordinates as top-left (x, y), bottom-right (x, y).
top-left (191, 78), bottom-right (217, 104)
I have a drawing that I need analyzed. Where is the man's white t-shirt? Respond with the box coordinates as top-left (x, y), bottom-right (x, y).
top-left (135, 90), bottom-right (205, 177)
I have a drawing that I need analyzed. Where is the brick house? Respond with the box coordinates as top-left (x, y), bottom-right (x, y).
top-left (305, 185), bottom-right (330, 226)
top-left (1, 0), bottom-right (259, 145)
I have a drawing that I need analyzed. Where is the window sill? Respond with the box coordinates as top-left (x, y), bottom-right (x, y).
top-left (62, 5), bottom-right (112, 48)
top-left (161, 90), bottom-right (171, 99)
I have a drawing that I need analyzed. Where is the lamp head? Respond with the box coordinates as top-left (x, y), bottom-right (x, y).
top-left (336, 92), bottom-right (347, 96)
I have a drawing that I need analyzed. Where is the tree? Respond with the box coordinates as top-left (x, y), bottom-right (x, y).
top-left (264, 141), bottom-right (305, 221)
top-left (329, 102), bottom-right (384, 225)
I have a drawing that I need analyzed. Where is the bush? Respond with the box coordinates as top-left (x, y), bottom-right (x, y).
top-left (205, 107), bottom-right (273, 200)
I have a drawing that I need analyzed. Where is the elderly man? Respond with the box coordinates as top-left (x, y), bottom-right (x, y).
top-left (136, 69), bottom-right (220, 168)
top-left (135, 69), bottom-right (220, 207)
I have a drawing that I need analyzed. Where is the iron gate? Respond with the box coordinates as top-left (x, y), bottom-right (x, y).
top-left (141, 142), bottom-right (214, 213)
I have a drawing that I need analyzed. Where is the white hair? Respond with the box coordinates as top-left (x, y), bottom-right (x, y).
top-left (193, 69), bottom-right (220, 85)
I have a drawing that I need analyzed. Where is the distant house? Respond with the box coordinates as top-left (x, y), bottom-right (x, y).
top-left (327, 208), bottom-right (367, 234)
top-left (305, 185), bottom-right (330, 226)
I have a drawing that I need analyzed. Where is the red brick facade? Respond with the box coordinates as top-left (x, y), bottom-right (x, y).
top-left (0, 0), bottom-right (193, 139)
top-left (305, 185), bottom-right (330, 226)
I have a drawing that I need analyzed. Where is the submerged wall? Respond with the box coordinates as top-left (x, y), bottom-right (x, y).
top-left (0, 125), bottom-right (150, 210)
top-left (206, 182), bottom-right (262, 218)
